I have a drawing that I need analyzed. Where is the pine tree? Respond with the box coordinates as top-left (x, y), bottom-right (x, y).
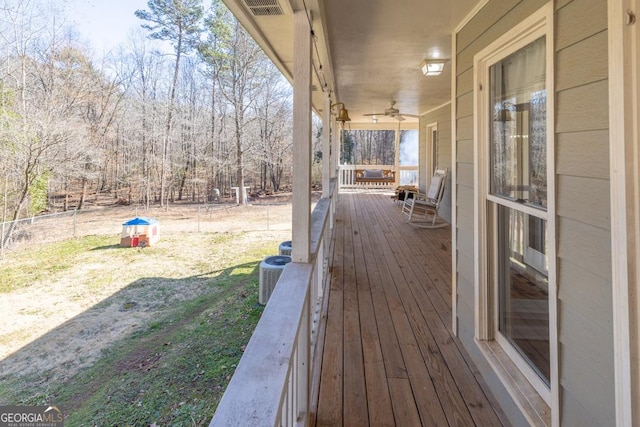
top-left (135, 0), bottom-right (203, 206)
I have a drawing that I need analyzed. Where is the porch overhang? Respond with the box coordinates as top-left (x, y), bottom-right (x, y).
top-left (220, 0), bottom-right (481, 125)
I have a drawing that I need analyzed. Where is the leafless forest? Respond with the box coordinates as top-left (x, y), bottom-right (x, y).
top-left (0, 0), bottom-right (304, 223)
top-left (0, 0), bottom-right (403, 224)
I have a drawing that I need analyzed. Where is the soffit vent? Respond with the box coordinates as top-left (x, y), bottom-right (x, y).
top-left (243, 0), bottom-right (284, 16)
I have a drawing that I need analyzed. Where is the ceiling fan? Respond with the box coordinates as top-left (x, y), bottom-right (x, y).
top-left (363, 100), bottom-right (419, 121)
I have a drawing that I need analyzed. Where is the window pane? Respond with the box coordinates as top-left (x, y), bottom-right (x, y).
top-left (490, 37), bottom-right (547, 209)
top-left (497, 204), bottom-right (550, 384)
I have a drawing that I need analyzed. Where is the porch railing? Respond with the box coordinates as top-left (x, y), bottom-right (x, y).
top-left (339, 164), bottom-right (418, 188)
top-left (209, 179), bottom-right (336, 427)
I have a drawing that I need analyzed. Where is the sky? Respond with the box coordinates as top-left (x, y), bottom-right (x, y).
top-left (68, 0), bottom-right (151, 53)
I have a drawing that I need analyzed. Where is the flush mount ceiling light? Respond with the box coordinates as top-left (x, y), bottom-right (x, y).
top-left (421, 60), bottom-right (446, 76)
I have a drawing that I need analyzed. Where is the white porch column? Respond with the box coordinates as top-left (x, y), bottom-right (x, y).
top-left (330, 101), bottom-right (337, 180)
top-left (608, 1), bottom-right (639, 425)
top-left (334, 116), bottom-right (341, 183)
top-left (292, 11), bottom-right (312, 263)
top-left (322, 94), bottom-right (332, 198)
top-left (393, 127), bottom-right (401, 186)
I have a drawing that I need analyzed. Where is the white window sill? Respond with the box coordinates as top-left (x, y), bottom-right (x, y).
top-left (476, 339), bottom-right (551, 426)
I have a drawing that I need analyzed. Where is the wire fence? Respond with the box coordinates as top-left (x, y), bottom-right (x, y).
top-left (1, 202), bottom-right (292, 257)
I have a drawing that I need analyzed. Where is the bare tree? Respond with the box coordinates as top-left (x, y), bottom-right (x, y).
top-left (174, 57), bottom-right (209, 201)
top-left (345, 130), bottom-right (395, 165)
top-left (251, 67), bottom-right (292, 192)
top-left (200, 0), bottom-right (268, 204)
top-left (0, 0), bottom-right (299, 219)
top-left (136, 0), bottom-right (203, 206)
top-left (115, 30), bottom-right (169, 207)
top-left (0, 0), bottom-right (85, 219)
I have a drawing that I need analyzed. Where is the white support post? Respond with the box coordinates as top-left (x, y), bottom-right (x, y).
top-left (329, 114), bottom-right (337, 228)
top-left (335, 121), bottom-right (340, 174)
top-left (292, 11), bottom-right (312, 264)
top-left (330, 102), bottom-right (337, 180)
top-left (393, 127), bottom-right (401, 186)
top-left (322, 94), bottom-right (331, 198)
top-left (608, 0), bottom-right (639, 425)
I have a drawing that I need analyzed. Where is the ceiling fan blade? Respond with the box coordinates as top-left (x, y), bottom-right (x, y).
top-left (394, 115), bottom-right (406, 121)
top-left (363, 112), bottom-right (387, 116)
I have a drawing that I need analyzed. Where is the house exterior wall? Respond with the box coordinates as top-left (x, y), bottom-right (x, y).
top-left (419, 103), bottom-right (452, 223)
top-left (454, 0), bottom-right (615, 424)
top-left (555, 0), bottom-right (614, 424)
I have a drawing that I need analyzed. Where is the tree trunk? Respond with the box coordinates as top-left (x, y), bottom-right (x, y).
top-left (160, 33), bottom-right (183, 207)
top-left (236, 124), bottom-right (245, 204)
top-left (77, 177), bottom-right (87, 210)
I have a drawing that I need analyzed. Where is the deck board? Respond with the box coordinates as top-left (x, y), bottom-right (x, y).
top-left (365, 198), bottom-right (462, 426)
top-left (356, 197), bottom-right (410, 381)
top-left (351, 198), bottom-right (395, 426)
top-left (315, 191), bottom-right (509, 426)
top-left (316, 201), bottom-right (344, 427)
top-left (342, 196), bottom-right (369, 425)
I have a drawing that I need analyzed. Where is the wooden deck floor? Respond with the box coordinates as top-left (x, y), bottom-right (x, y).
top-left (314, 191), bottom-right (508, 427)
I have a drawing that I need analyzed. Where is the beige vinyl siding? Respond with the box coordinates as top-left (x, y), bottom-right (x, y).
top-left (556, 175), bottom-right (610, 227)
top-left (555, 0), bottom-right (607, 51)
top-left (456, 68), bottom-right (474, 96)
top-left (555, 31), bottom-right (607, 92)
top-left (556, 130), bottom-right (609, 179)
top-left (558, 260), bottom-right (613, 324)
top-left (455, 0), bottom-right (614, 424)
top-left (419, 104), bottom-right (452, 222)
top-left (555, 0), bottom-right (614, 424)
top-left (456, 116), bottom-right (473, 141)
top-left (560, 390), bottom-right (601, 427)
top-left (456, 140), bottom-right (474, 164)
top-left (456, 162), bottom-right (473, 189)
top-left (560, 304), bottom-right (614, 380)
top-left (457, 1), bottom-right (548, 73)
top-left (556, 80), bottom-right (609, 132)
top-left (456, 92), bottom-right (473, 118)
top-left (558, 217), bottom-right (612, 278)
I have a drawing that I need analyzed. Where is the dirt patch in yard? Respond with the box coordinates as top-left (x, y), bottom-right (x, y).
top-left (0, 199), bottom-right (295, 387)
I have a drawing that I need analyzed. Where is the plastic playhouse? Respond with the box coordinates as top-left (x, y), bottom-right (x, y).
top-left (120, 217), bottom-right (160, 247)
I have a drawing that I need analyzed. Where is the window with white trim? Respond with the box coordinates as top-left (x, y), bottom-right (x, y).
top-left (491, 36), bottom-right (550, 388)
top-left (474, 5), bottom-right (556, 409)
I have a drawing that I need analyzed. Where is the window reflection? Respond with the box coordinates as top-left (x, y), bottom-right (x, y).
top-left (490, 37), bottom-right (547, 209)
top-left (497, 205), bottom-right (550, 384)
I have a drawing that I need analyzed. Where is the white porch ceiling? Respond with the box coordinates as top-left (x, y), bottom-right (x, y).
top-left (221, 0), bottom-right (481, 125)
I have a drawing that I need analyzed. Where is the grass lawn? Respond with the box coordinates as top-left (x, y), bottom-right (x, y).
top-left (0, 228), bottom-right (290, 426)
